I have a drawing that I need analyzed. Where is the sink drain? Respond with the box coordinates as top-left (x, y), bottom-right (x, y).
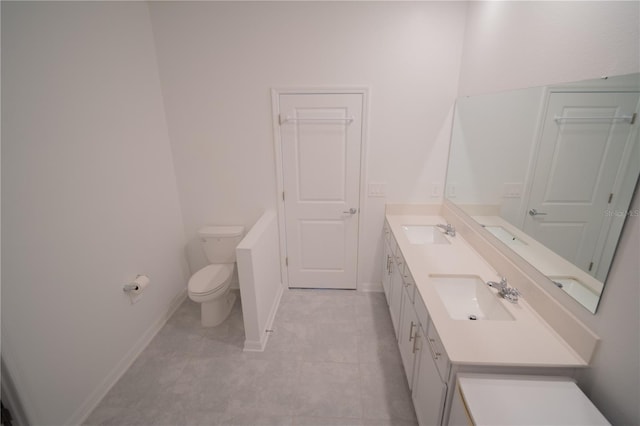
top-left (468, 314), bottom-right (477, 320)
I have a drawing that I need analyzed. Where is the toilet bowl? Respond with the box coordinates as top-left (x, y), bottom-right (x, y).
top-left (188, 264), bottom-right (236, 327)
top-left (187, 225), bottom-right (244, 327)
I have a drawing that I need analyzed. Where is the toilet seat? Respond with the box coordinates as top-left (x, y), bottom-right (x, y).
top-left (188, 264), bottom-right (234, 296)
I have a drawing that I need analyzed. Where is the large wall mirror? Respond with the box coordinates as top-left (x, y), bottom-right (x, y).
top-left (446, 73), bottom-right (640, 313)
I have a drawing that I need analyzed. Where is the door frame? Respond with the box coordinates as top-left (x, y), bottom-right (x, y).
top-left (271, 87), bottom-right (370, 288)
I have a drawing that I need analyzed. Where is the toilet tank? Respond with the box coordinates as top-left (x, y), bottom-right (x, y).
top-left (198, 226), bottom-right (245, 264)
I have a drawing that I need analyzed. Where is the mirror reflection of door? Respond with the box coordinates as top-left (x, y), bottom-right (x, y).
top-left (524, 91), bottom-right (640, 278)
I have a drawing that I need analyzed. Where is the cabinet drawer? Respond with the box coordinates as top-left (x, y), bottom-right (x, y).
top-left (426, 321), bottom-right (450, 383)
top-left (389, 232), bottom-right (398, 258)
top-left (415, 291), bottom-right (429, 330)
top-left (383, 221), bottom-right (391, 242)
top-left (394, 237), bottom-right (403, 264)
top-left (402, 268), bottom-right (416, 304)
top-left (394, 248), bottom-right (405, 275)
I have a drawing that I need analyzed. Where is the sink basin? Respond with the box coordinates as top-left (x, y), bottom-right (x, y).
top-left (402, 225), bottom-right (450, 245)
top-left (483, 225), bottom-right (527, 246)
top-left (548, 276), bottom-right (599, 312)
top-left (431, 275), bottom-right (515, 321)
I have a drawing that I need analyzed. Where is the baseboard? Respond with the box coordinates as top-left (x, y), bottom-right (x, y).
top-left (71, 289), bottom-right (187, 425)
top-left (358, 281), bottom-right (383, 292)
top-left (242, 339), bottom-right (265, 352)
top-left (243, 283), bottom-right (284, 352)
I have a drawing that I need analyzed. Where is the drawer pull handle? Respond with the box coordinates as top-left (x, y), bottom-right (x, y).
top-left (412, 332), bottom-right (420, 354)
top-left (408, 321), bottom-right (416, 342)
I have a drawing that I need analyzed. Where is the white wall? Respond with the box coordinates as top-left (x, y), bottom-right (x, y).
top-left (147, 1), bottom-right (467, 289)
top-left (1, 3), bottom-right (188, 424)
top-left (458, 1), bottom-right (640, 96)
top-left (458, 2), bottom-right (640, 424)
top-left (236, 210), bottom-right (284, 351)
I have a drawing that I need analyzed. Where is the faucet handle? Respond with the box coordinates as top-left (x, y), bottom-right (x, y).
top-left (447, 224), bottom-right (456, 236)
top-left (503, 287), bottom-right (520, 303)
top-left (487, 278), bottom-right (506, 290)
top-left (436, 223), bottom-right (456, 236)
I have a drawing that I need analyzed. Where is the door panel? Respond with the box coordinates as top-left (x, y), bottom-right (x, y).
top-left (279, 93), bottom-right (362, 289)
top-left (298, 220), bottom-right (345, 270)
top-left (524, 91), bottom-right (639, 274)
top-left (295, 112), bottom-right (348, 201)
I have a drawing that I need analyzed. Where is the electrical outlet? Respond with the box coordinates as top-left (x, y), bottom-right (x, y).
top-left (431, 182), bottom-right (442, 198)
top-left (447, 184), bottom-right (457, 198)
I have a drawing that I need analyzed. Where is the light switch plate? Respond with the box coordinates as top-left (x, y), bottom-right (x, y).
top-left (503, 183), bottom-right (523, 198)
top-left (368, 182), bottom-right (387, 197)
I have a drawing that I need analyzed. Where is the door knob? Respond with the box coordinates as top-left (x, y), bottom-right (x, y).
top-left (343, 208), bottom-right (358, 214)
top-left (528, 208), bottom-right (548, 216)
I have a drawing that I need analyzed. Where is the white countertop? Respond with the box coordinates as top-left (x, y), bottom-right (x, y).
top-left (457, 374), bottom-right (609, 425)
top-left (386, 213), bottom-right (588, 367)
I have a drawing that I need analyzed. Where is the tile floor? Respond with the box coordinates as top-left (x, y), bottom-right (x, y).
top-left (85, 289), bottom-right (417, 426)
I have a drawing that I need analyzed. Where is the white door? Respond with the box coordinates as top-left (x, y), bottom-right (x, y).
top-left (278, 93), bottom-right (363, 289)
top-left (524, 91), bottom-right (639, 275)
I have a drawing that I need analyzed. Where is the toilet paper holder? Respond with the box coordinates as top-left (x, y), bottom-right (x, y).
top-left (123, 275), bottom-right (146, 293)
top-left (123, 283), bottom-right (139, 292)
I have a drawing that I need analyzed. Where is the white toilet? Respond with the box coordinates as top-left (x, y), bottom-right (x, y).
top-left (188, 225), bottom-right (244, 327)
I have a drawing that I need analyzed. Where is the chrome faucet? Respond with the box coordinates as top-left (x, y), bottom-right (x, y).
top-left (436, 223), bottom-right (456, 237)
top-left (487, 277), bottom-right (520, 303)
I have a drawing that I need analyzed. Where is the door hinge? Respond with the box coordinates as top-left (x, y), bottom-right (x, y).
top-left (631, 112), bottom-right (637, 125)
top-left (285, 257), bottom-right (288, 267)
top-left (588, 262), bottom-right (594, 271)
top-left (608, 193), bottom-right (613, 204)
top-left (282, 191), bottom-right (285, 201)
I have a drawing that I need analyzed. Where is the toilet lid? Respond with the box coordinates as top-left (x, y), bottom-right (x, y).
top-left (188, 264), bottom-right (233, 295)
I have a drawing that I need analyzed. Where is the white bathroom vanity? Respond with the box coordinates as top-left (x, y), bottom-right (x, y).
top-left (382, 204), bottom-right (601, 425)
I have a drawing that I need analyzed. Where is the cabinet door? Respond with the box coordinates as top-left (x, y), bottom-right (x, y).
top-left (398, 291), bottom-right (419, 389)
top-left (412, 328), bottom-right (448, 426)
top-left (381, 239), bottom-right (393, 303)
top-left (389, 257), bottom-right (404, 338)
top-left (447, 384), bottom-right (473, 426)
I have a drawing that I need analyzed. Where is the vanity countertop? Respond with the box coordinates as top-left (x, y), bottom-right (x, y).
top-left (455, 374), bottom-right (609, 425)
top-left (386, 213), bottom-right (588, 368)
